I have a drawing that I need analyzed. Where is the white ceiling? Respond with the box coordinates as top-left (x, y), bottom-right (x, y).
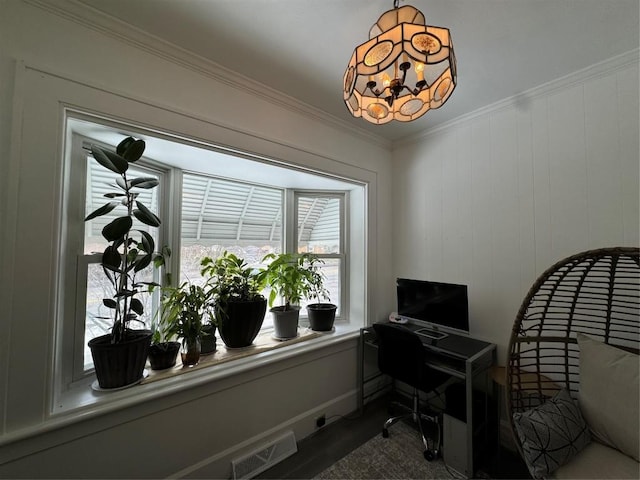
top-left (78, 0), bottom-right (639, 142)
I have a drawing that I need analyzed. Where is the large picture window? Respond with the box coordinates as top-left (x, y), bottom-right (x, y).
top-left (61, 115), bottom-right (362, 388)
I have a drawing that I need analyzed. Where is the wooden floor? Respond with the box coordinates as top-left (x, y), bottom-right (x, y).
top-left (257, 395), bottom-right (530, 479)
top-left (256, 396), bottom-right (391, 479)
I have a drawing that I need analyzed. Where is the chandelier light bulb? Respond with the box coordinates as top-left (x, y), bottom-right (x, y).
top-left (415, 61), bottom-right (425, 83)
top-left (381, 73), bottom-right (391, 88)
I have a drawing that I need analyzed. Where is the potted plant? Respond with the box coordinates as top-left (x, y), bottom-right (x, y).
top-left (201, 251), bottom-right (267, 349)
top-left (148, 301), bottom-right (181, 370)
top-left (258, 252), bottom-right (322, 339)
top-left (148, 334), bottom-right (180, 371)
top-left (84, 136), bottom-right (164, 389)
top-left (200, 319), bottom-right (217, 355)
top-left (304, 256), bottom-right (338, 332)
top-left (150, 248), bottom-right (216, 362)
top-left (159, 282), bottom-right (212, 366)
top-left (147, 252), bottom-right (182, 370)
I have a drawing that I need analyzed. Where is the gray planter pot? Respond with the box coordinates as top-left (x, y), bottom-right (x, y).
top-left (271, 306), bottom-right (300, 339)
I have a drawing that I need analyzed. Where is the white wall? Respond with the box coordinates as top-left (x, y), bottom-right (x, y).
top-left (392, 52), bottom-right (640, 362)
top-left (1, 0), bottom-right (637, 475)
top-left (0, 0), bottom-right (394, 477)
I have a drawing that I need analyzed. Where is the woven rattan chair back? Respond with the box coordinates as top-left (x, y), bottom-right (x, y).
top-left (506, 247), bottom-right (640, 455)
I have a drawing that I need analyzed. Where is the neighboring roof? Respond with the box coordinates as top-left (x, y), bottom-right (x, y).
top-left (85, 160), bottom-right (339, 247)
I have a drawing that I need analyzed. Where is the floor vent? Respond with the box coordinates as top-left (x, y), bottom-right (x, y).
top-left (232, 430), bottom-right (297, 480)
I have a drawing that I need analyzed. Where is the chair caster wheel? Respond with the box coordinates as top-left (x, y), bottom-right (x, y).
top-left (423, 450), bottom-right (435, 461)
top-left (382, 429), bottom-right (389, 438)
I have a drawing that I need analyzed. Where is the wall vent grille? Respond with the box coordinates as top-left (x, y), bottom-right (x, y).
top-left (231, 430), bottom-right (297, 479)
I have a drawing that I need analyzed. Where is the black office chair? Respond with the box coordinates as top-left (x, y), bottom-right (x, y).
top-left (373, 323), bottom-right (449, 461)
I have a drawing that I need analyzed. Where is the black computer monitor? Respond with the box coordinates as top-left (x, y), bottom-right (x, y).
top-left (396, 278), bottom-right (469, 334)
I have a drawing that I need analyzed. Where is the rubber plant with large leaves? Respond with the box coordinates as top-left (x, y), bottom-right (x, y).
top-left (84, 136), bottom-right (164, 344)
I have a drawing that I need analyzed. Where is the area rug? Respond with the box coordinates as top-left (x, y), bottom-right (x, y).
top-left (314, 421), bottom-right (455, 479)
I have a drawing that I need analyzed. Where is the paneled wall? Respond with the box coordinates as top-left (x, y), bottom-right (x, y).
top-left (0, 1), bottom-right (393, 477)
top-left (392, 54), bottom-right (639, 361)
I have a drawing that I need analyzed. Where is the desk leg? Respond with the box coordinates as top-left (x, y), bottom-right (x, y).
top-left (465, 362), bottom-right (474, 478)
top-left (494, 378), bottom-right (502, 472)
top-left (463, 357), bottom-right (495, 478)
top-left (357, 328), bottom-right (364, 414)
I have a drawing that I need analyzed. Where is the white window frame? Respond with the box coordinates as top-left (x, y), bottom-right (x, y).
top-left (59, 115), bottom-right (357, 394)
top-left (292, 191), bottom-right (347, 323)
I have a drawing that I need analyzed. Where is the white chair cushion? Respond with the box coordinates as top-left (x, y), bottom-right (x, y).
top-left (577, 333), bottom-right (639, 461)
top-left (552, 441), bottom-right (639, 479)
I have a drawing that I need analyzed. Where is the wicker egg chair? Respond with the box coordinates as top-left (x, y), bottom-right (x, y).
top-left (506, 246), bottom-right (640, 458)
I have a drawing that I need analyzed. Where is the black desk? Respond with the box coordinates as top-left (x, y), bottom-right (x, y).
top-left (358, 321), bottom-right (496, 477)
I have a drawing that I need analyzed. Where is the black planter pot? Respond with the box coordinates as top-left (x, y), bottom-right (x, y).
top-left (216, 298), bottom-right (267, 348)
top-left (148, 341), bottom-right (180, 370)
top-left (201, 324), bottom-right (217, 355)
top-left (307, 303), bottom-right (337, 331)
top-left (88, 330), bottom-right (152, 389)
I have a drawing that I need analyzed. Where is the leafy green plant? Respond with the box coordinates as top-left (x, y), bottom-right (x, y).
top-left (303, 254), bottom-right (331, 304)
top-left (200, 251), bottom-right (267, 347)
top-left (200, 251), bottom-right (265, 314)
top-left (84, 136), bottom-right (165, 344)
top-left (158, 282), bottom-right (212, 347)
top-left (257, 252), bottom-right (327, 310)
top-left (150, 289), bottom-right (178, 347)
top-left (149, 248), bottom-right (174, 347)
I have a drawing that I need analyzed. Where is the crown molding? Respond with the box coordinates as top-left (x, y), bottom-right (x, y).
top-left (23, 0), bottom-right (391, 151)
top-left (398, 48), bottom-right (640, 147)
top-left (22, 0), bottom-right (637, 153)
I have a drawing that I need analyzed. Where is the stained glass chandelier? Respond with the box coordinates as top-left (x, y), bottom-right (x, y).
top-left (343, 1), bottom-right (457, 124)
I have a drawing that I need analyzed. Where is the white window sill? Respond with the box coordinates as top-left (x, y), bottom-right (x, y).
top-left (140, 326), bottom-right (325, 386)
top-left (0, 324), bottom-right (360, 448)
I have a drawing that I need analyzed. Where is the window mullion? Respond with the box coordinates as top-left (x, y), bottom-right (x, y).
top-left (59, 134), bottom-right (91, 389)
top-left (73, 254), bottom-right (100, 381)
top-left (167, 168), bottom-right (182, 287)
top-left (284, 189), bottom-right (296, 253)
